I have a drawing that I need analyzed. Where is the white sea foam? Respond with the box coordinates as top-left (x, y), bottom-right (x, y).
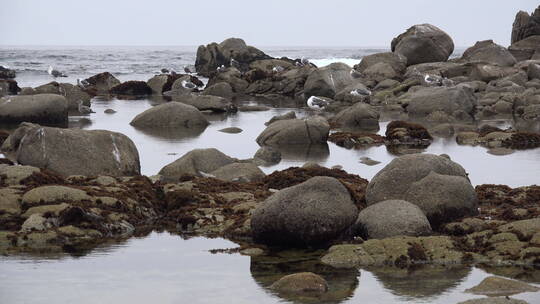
top-left (310, 58), bottom-right (360, 67)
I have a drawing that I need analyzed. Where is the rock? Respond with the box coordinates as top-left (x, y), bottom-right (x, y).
top-left (218, 127), bottom-right (242, 134)
top-left (465, 276), bottom-right (539, 296)
top-left (158, 148), bottom-right (236, 181)
top-left (0, 94), bottom-right (68, 125)
top-left (366, 153), bottom-right (468, 204)
top-left (457, 298), bottom-right (529, 304)
top-left (30, 82), bottom-right (91, 110)
top-left (487, 148), bottom-right (515, 156)
top-left (22, 203), bottom-right (71, 218)
top-left (104, 109), bottom-right (116, 114)
top-left (130, 102), bottom-right (209, 128)
top-left (249, 59), bottom-right (294, 73)
top-left (251, 176), bottom-right (357, 246)
top-left (21, 185), bottom-right (92, 206)
top-left (270, 272), bottom-right (328, 295)
top-left (146, 74), bottom-right (184, 94)
top-left (0, 165), bottom-right (40, 185)
top-left (202, 82), bottom-right (234, 99)
top-left (330, 103), bottom-right (379, 131)
top-left (206, 67), bottom-right (249, 93)
top-left (456, 132), bottom-right (480, 145)
top-left (406, 86), bottom-right (476, 119)
top-left (210, 163), bottom-right (266, 182)
top-left (0, 66), bottom-right (16, 79)
top-left (528, 63), bottom-right (540, 80)
top-left (304, 62), bottom-right (357, 98)
top-left (509, 35), bottom-right (540, 62)
top-left (256, 116), bottom-right (329, 146)
top-left (109, 81), bottom-right (152, 96)
top-left (355, 200), bottom-right (432, 239)
top-left (403, 171), bottom-right (478, 227)
top-left (0, 188), bottom-right (22, 215)
top-left (239, 248), bottom-right (264, 256)
top-left (511, 6), bottom-right (540, 44)
top-left (265, 111), bottom-right (296, 126)
top-left (195, 38), bottom-right (271, 76)
top-left (363, 62), bottom-right (401, 82)
top-left (253, 146), bottom-right (281, 166)
top-left (354, 52), bottom-right (407, 76)
top-left (2, 123), bottom-right (140, 177)
top-left (83, 72), bottom-right (121, 94)
top-left (461, 40), bottom-right (517, 67)
top-left (497, 218), bottom-right (540, 240)
top-left (385, 120), bottom-right (432, 144)
top-left (359, 157), bottom-right (380, 166)
top-left (391, 24), bottom-right (454, 65)
top-left (172, 95), bottom-right (235, 113)
top-left (0, 79), bottom-right (21, 96)
top-left (20, 214), bottom-right (55, 232)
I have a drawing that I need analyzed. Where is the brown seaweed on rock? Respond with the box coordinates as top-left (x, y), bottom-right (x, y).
top-left (502, 132), bottom-right (540, 150)
top-left (385, 120), bottom-right (433, 141)
top-left (328, 132), bottom-right (385, 149)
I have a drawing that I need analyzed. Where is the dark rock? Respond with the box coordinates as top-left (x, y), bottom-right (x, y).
top-left (158, 148), bottom-right (236, 181)
top-left (511, 6), bottom-right (540, 44)
top-left (130, 102), bottom-right (209, 128)
top-left (251, 176), bottom-right (358, 246)
top-left (528, 63), bottom-right (540, 80)
top-left (256, 116), bottom-right (329, 146)
top-left (0, 79), bottom-right (21, 96)
top-left (391, 24), bottom-right (454, 65)
top-left (265, 111), bottom-right (296, 126)
top-left (109, 81), bottom-right (152, 96)
top-left (0, 66), bottom-right (16, 79)
top-left (304, 63), bottom-right (357, 98)
top-left (210, 162), bottom-right (266, 182)
top-left (0, 94), bottom-right (68, 125)
top-left (465, 276), bottom-right (539, 296)
top-left (83, 72), bottom-right (121, 94)
top-left (461, 40), bottom-right (517, 67)
top-left (509, 35), bottom-right (540, 62)
top-left (218, 127), bottom-right (242, 134)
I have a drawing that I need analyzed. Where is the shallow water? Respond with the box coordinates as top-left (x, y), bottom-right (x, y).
top-left (70, 97), bottom-right (540, 187)
top-left (1, 232), bottom-right (539, 304)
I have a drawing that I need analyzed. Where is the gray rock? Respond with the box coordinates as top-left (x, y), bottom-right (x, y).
top-left (1, 123), bottom-right (140, 177)
top-left (31, 82), bottom-right (91, 110)
top-left (84, 72), bottom-right (121, 93)
top-left (404, 171), bottom-right (478, 226)
top-left (511, 6), bottom-right (540, 44)
top-left (355, 200), bottom-right (432, 239)
top-left (256, 116), bottom-right (329, 146)
top-left (146, 74), bottom-right (181, 94)
top-left (406, 86), bottom-right (476, 119)
top-left (509, 35), bottom-right (540, 62)
top-left (265, 111), bottom-right (296, 126)
top-left (251, 176), bottom-right (358, 246)
top-left (172, 94), bottom-right (234, 113)
top-left (354, 52), bottom-right (407, 75)
top-left (0, 94), bottom-right (68, 125)
top-left (0, 66), bottom-right (16, 79)
top-left (528, 63), bottom-right (540, 80)
top-left (130, 102), bottom-right (209, 128)
top-left (0, 165), bottom-right (40, 185)
top-left (20, 214), bottom-right (56, 232)
top-left (158, 148), bottom-right (236, 182)
top-left (359, 157), bottom-right (381, 166)
top-left (366, 153), bottom-right (468, 205)
top-left (330, 103), bottom-right (379, 131)
top-left (218, 127), bottom-right (242, 134)
top-left (461, 40), bottom-right (517, 67)
top-left (304, 62), bottom-right (356, 98)
top-left (210, 162), bottom-right (265, 182)
top-left (202, 82), bottom-right (234, 99)
top-left (391, 24), bottom-right (454, 65)
top-left (465, 276), bottom-right (539, 296)
top-left (206, 67), bottom-right (249, 93)
top-left (0, 188), bottom-right (22, 215)
top-left (253, 146), bottom-right (281, 166)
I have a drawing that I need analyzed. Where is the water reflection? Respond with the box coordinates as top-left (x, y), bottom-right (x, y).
top-left (274, 144), bottom-right (330, 162)
top-left (133, 124), bottom-right (208, 141)
top-left (250, 249), bottom-right (359, 303)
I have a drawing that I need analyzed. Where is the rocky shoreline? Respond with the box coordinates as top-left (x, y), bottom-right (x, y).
top-left (1, 5), bottom-right (540, 303)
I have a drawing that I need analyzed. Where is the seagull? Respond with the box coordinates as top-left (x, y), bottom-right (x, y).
top-left (307, 96), bottom-right (330, 110)
top-left (272, 66), bottom-right (284, 73)
top-left (161, 68), bottom-right (170, 74)
top-left (48, 66), bottom-right (67, 77)
top-left (216, 65), bottom-right (226, 72)
top-left (230, 58), bottom-right (240, 69)
top-left (350, 69), bottom-right (362, 79)
top-left (350, 87), bottom-right (372, 96)
top-left (301, 57), bottom-right (310, 66)
top-left (423, 74), bottom-right (442, 86)
top-left (77, 78), bottom-right (90, 88)
top-left (78, 100), bottom-right (94, 114)
top-left (183, 67), bottom-right (192, 74)
top-left (181, 80), bottom-right (196, 89)
top-left (198, 170), bottom-right (216, 178)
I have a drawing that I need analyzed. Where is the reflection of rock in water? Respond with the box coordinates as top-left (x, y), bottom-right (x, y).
top-left (368, 265), bottom-right (471, 299)
top-left (479, 265), bottom-right (540, 284)
top-left (515, 119), bottom-right (540, 133)
top-left (133, 124), bottom-right (207, 141)
top-left (69, 117), bottom-right (92, 129)
top-left (250, 249), bottom-right (359, 303)
top-left (274, 144), bottom-right (330, 162)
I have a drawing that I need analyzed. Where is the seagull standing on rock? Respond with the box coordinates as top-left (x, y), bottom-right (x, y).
top-left (230, 58), bottom-right (240, 69)
top-left (350, 69), bottom-right (362, 79)
top-left (350, 87), bottom-right (372, 97)
top-left (77, 78), bottom-right (89, 89)
top-left (181, 80), bottom-right (197, 89)
top-left (48, 66), bottom-right (67, 77)
top-left (272, 66), bottom-right (284, 73)
top-left (307, 96), bottom-right (330, 110)
top-left (423, 74), bottom-right (442, 86)
top-left (78, 100), bottom-right (94, 114)
top-left (301, 57), bottom-right (310, 66)
top-left (216, 65), bottom-right (226, 72)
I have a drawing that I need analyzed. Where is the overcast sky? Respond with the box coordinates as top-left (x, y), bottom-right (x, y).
top-left (1, 0), bottom-right (538, 47)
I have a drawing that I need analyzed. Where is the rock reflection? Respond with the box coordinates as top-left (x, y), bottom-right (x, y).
top-left (478, 265), bottom-right (540, 284)
top-left (250, 249), bottom-right (359, 303)
top-left (368, 264), bottom-right (471, 300)
top-left (132, 124), bottom-right (207, 141)
top-left (274, 144), bottom-right (330, 162)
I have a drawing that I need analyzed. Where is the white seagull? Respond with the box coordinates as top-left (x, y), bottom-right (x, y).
top-left (230, 58), bottom-right (240, 69)
top-left (181, 80), bottom-right (196, 89)
top-left (77, 78), bottom-right (90, 88)
top-left (307, 96), bottom-right (330, 110)
top-left (48, 66), bottom-right (67, 77)
top-left (78, 100), bottom-right (95, 114)
top-left (350, 69), bottom-right (362, 79)
top-left (350, 87), bottom-right (372, 96)
top-left (301, 57), bottom-right (310, 66)
top-left (423, 74), bottom-right (442, 86)
top-left (272, 66), bottom-right (284, 73)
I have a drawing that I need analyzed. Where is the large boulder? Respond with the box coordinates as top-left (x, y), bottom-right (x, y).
top-left (355, 200), bottom-right (432, 239)
top-left (109, 81), bottom-right (152, 96)
top-left (210, 162), bottom-right (266, 182)
top-left (403, 172), bottom-right (478, 227)
top-left (83, 72), bottom-right (121, 94)
top-left (304, 63), bottom-right (356, 98)
top-left (391, 24), bottom-right (454, 66)
top-left (158, 148), bottom-right (236, 181)
top-left (469, 63), bottom-right (519, 83)
top-left (1, 123), bottom-right (140, 176)
top-left (0, 66), bottom-right (16, 79)
top-left (511, 6), bottom-right (540, 44)
top-left (354, 52), bottom-right (407, 75)
top-left (329, 103), bottom-right (379, 131)
top-left (0, 79), bottom-right (21, 96)
top-left (29, 82), bottom-right (91, 110)
top-left (406, 86), bottom-right (477, 119)
top-left (460, 40), bottom-right (517, 67)
top-left (206, 67), bottom-right (249, 93)
top-left (195, 38), bottom-right (271, 76)
top-left (130, 102), bottom-right (209, 128)
top-left (0, 94), bottom-right (68, 125)
top-left (251, 176), bottom-right (358, 246)
top-left (202, 82), bottom-right (234, 99)
top-left (529, 63), bottom-right (540, 80)
top-left (171, 94), bottom-right (235, 113)
top-left (509, 35), bottom-right (540, 62)
top-left (366, 154), bottom-right (468, 204)
top-left (256, 116), bottom-right (329, 146)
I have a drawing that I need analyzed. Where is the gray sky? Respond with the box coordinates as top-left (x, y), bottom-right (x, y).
top-left (1, 0), bottom-right (538, 47)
